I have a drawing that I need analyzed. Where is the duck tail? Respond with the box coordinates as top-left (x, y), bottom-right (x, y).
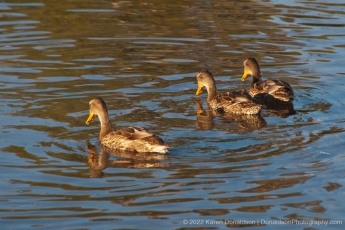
top-left (150, 144), bottom-right (170, 154)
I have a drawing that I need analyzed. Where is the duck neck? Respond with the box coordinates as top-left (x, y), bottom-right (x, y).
top-left (206, 83), bottom-right (218, 102)
top-left (98, 112), bottom-right (114, 138)
top-left (251, 71), bottom-right (262, 86)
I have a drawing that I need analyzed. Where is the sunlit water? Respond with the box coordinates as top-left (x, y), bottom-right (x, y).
top-left (1, 0), bottom-right (345, 229)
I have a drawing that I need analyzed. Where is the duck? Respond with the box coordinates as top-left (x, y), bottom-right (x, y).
top-left (195, 69), bottom-right (262, 115)
top-left (85, 97), bottom-right (169, 154)
top-left (241, 58), bottom-right (294, 107)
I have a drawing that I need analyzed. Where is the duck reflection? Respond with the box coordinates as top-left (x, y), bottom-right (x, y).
top-left (265, 103), bottom-right (297, 118)
top-left (195, 99), bottom-right (267, 130)
top-left (86, 140), bottom-right (169, 178)
top-left (195, 99), bottom-right (214, 130)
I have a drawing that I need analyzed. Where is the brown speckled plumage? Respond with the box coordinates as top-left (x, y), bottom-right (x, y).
top-left (195, 69), bottom-right (262, 115)
top-left (242, 58), bottom-right (294, 107)
top-left (86, 98), bottom-right (169, 154)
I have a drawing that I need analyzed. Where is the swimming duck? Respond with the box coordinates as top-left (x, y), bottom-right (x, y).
top-left (241, 58), bottom-right (294, 107)
top-left (86, 97), bottom-right (169, 154)
top-left (196, 69), bottom-right (262, 115)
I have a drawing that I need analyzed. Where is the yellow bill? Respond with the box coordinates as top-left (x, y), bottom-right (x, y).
top-left (241, 70), bottom-right (250, 81)
top-left (86, 113), bottom-right (97, 125)
top-left (196, 85), bottom-right (204, 96)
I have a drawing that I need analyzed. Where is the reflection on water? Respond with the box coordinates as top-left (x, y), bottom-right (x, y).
top-left (1, 0), bottom-right (345, 229)
top-left (195, 99), bottom-right (267, 131)
top-left (265, 104), bottom-right (297, 118)
top-left (87, 140), bottom-right (169, 178)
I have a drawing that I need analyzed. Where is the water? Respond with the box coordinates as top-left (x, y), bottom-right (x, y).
top-left (1, 0), bottom-right (345, 229)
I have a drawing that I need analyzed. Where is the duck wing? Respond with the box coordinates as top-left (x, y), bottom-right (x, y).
top-left (255, 79), bottom-right (294, 100)
top-left (116, 126), bottom-right (165, 145)
top-left (218, 90), bottom-right (252, 104)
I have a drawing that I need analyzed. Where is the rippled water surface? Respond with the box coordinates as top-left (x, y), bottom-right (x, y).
top-left (1, 0), bottom-right (345, 229)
